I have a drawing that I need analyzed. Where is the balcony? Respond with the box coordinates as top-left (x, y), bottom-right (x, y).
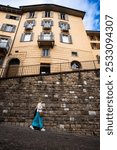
top-left (25, 24), bottom-right (33, 30)
top-left (37, 33), bottom-right (55, 48)
top-left (0, 42), bottom-right (10, 55)
top-left (43, 24), bottom-right (51, 30)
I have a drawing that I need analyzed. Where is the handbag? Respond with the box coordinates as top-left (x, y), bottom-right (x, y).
top-left (39, 111), bottom-right (44, 117)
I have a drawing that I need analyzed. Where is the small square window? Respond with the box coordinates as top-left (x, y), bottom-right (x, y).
top-left (6, 14), bottom-right (19, 20)
top-left (72, 52), bottom-right (78, 57)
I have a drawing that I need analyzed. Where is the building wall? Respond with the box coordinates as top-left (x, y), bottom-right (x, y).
top-left (86, 31), bottom-right (100, 61)
top-left (11, 11), bottom-right (93, 66)
top-left (0, 4), bottom-right (100, 76)
top-left (0, 71), bottom-right (100, 136)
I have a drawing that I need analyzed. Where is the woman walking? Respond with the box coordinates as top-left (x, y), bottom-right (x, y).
top-left (30, 102), bottom-right (45, 131)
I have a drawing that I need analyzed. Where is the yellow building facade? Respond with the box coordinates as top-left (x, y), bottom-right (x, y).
top-left (0, 4), bottom-right (100, 77)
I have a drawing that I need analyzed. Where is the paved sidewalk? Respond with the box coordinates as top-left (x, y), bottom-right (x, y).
top-left (0, 124), bottom-right (100, 150)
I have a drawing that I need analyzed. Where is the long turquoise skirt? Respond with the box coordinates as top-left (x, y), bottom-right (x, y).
top-left (31, 111), bottom-right (43, 129)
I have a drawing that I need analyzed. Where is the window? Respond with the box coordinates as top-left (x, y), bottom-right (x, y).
top-left (0, 38), bottom-right (10, 52)
top-left (41, 20), bottom-right (53, 29)
top-left (91, 43), bottom-right (96, 49)
top-left (72, 52), bottom-right (78, 57)
top-left (40, 63), bottom-right (50, 74)
top-left (59, 13), bottom-right (68, 20)
top-left (71, 61), bottom-right (81, 70)
top-left (59, 22), bottom-right (70, 31)
top-left (60, 34), bottom-right (72, 44)
top-left (40, 32), bottom-right (53, 41)
top-left (42, 48), bottom-right (50, 57)
top-left (90, 36), bottom-right (96, 41)
top-left (24, 20), bottom-right (35, 30)
top-left (20, 32), bottom-right (33, 42)
top-left (42, 11), bottom-right (53, 18)
top-left (6, 14), bottom-right (20, 20)
top-left (28, 11), bottom-right (35, 18)
top-left (91, 43), bottom-right (100, 50)
top-left (0, 38), bottom-right (8, 45)
top-left (1, 24), bottom-right (16, 32)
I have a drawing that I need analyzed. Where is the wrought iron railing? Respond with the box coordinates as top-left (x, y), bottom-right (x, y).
top-left (0, 60), bottom-right (100, 78)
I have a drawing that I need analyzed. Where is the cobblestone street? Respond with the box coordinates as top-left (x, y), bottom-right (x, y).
top-left (0, 124), bottom-right (100, 150)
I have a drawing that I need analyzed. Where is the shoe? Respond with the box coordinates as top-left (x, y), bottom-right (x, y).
top-left (30, 125), bottom-right (34, 130)
top-left (41, 128), bottom-right (46, 131)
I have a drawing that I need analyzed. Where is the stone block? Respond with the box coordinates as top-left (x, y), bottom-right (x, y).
top-left (59, 124), bottom-right (64, 129)
top-left (88, 111), bottom-right (96, 116)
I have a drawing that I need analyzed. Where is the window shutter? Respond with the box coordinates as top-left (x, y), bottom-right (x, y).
top-left (1, 24), bottom-right (6, 31)
top-left (34, 12), bottom-right (37, 18)
top-left (50, 11), bottom-right (53, 18)
top-left (65, 14), bottom-right (69, 21)
top-left (32, 20), bottom-right (36, 26)
top-left (51, 20), bottom-right (53, 26)
top-left (60, 34), bottom-right (63, 42)
top-left (41, 20), bottom-right (44, 26)
top-left (8, 38), bottom-right (12, 45)
top-left (20, 33), bottom-right (25, 42)
top-left (26, 13), bottom-right (30, 19)
top-left (6, 14), bottom-right (10, 19)
top-left (30, 32), bottom-right (34, 41)
top-left (58, 13), bottom-right (61, 19)
top-left (16, 16), bottom-right (20, 20)
top-left (42, 11), bottom-right (45, 18)
top-left (24, 21), bottom-right (28, 27)
top-left (59, 22), bottom-right (61, 27)
top-left (12, 25), bottom-right (16, 32)
top-left (68, 35), bottom-right (72, 44)
top-left (67, 23), bottom-right (70, 29)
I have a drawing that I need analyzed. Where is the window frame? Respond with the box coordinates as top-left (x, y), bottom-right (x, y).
top-left (41, 19), bottom-right (53, 29)
top-left (24, 20), bottom-right (36, 30)
top-left (42, 48), bottom-right (50, 57)
top-left (72, 51), bottom-right (78, 57)
top-left (42, 11), bottom-right (53, 18)
top-left (1, 24), bottom-right (16, 33)
top-left (59, 13), bottom-right (68, 21)
top-left (6, 14), bottom-right (20, 20)
top-left (59, 21), bottom-right (70, 32)
top-left (60, 33), bottom-right (72, 44)
top-left (20, 32), bottom-right (34, 42)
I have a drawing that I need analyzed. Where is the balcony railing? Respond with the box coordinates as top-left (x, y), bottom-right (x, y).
top-left (25, 24), bottom-right (33, 30)
top-left (37, 34), bottom-right (55, 48)
top-left (0, 42), bottom-right (10, 55)
top-left (0, 60), bottom-right (100, 78)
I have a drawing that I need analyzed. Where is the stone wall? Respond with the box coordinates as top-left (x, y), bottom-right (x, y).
top-left (0, 71), bottom-right (100, 135)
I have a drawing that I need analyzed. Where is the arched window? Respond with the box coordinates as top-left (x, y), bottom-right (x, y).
top-left (71, 61), bottom-right (81, 70)
top-left (9, 58), bottom-right (20, 65)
